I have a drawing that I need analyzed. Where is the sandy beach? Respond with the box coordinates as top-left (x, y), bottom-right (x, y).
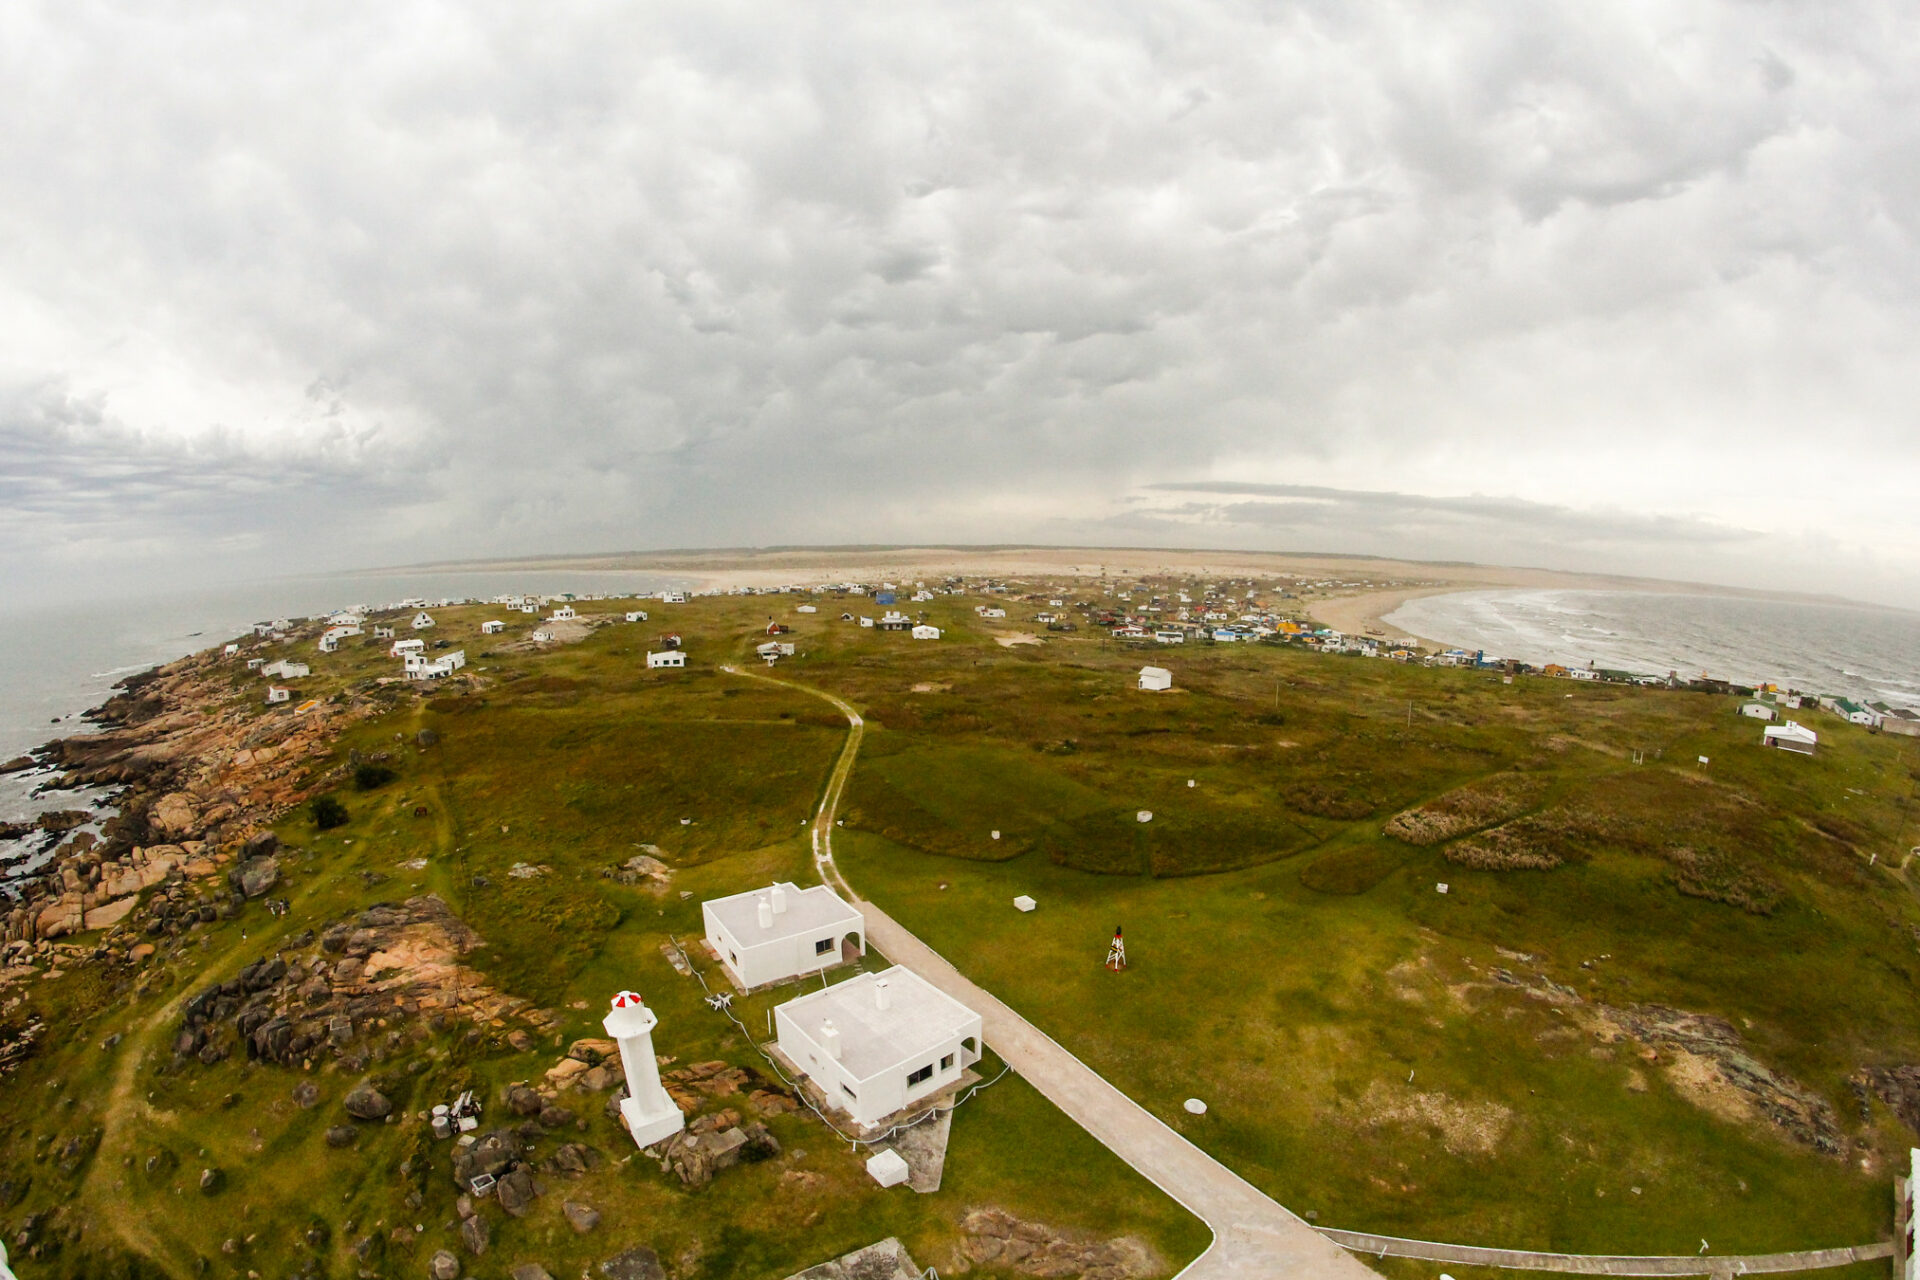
top-left (404, 545), bottom-right (1794, 650)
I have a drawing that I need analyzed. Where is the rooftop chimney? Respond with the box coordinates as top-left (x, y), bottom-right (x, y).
top-left (771, 884), bottom-right (788, 915)
top-left (820, 1019), bottom-right (841, 1059)
top-left (757, 896), bottom-right (773, 929)
top-left (874, 978), bottom-right (891, 1011)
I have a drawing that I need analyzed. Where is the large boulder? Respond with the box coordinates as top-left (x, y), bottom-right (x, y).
top-left (150, 793), bottom-right (198, 837)
top-left (510, 1267), bottom-right (555, 1280)
top-left (563, 1201), bottom-right (600, 1234)
top-left (598, 1247), bottom-right (666, 1280)
top-left (495, 1166), bottom-right (537, 1217)
top-left (460, 1212), bottom-right (490, 1256)
top-left (428, 1250), bottom-right (462, 1280)
top-left (231, 856), bottom-right (280, 899)
top-left (452, 1130), bottom-right (522, 1191)
top-left (343, 1083), bottom-right (392, 1121)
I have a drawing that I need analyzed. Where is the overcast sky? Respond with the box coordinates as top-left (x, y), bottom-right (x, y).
top-left (3, 1), bottom-right (1918, 608)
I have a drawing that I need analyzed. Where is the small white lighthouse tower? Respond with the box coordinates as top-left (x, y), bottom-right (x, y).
top-left (603, 991), bottom-right (685, 1148)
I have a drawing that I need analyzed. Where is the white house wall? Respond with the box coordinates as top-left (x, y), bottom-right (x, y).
top-left (773, 1009), bottom-right (982, 1129)
top-left (704, 912), bottom-right (863, 990)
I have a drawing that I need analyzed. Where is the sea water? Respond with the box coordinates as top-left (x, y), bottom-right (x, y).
top-left (1386, 590), bottom-right (1920, 710)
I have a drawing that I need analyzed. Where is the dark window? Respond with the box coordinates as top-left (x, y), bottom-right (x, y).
top-left (907, 1064), bottom-right (933, 1086)
top-left (841, 1083), bottom-right (858, 1100)
top-left (940, 1054), bottom-right (954, 1071)
top-left (815, 938), bottom-right (834, 954)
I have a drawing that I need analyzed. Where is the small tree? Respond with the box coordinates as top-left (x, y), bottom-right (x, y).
top-left (353, 763), bottom-right (396, 791)
top-left (312, 795), bottom-right (349, 830)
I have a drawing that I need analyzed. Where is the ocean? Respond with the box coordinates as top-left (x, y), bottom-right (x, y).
top-left (0, 568), bottom-right (677, 838)
top-left (1385, 589), bottom-right (1920, 710)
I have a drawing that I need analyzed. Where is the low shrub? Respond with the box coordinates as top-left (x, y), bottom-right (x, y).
top-left (312, 795), bottom-right (349, 830)
top-left (1299, 844), bottom-right (1407, 894)
top-left (353, 763), bottom-right (397, 790)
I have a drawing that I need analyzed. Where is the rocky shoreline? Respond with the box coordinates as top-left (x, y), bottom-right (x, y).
top-left (0, 632), bottom-right (397, 1075)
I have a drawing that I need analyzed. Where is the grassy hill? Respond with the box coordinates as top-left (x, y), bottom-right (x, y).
top-left (3, 580), bottom-right (1915, 1274)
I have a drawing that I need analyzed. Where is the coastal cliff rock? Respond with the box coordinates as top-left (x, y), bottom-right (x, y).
top-left (172, 896), bottom-right (558, 1071)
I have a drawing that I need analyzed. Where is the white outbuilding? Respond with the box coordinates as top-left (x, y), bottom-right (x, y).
top-left (911, 625), bottom-right (941, 640)
top-left (261, 660), bottom-right (311, 680)
top-left (1763, 721), bottom-right (1818, 755)
top-left (1740, 702), bottom-right (1776, 720)
top-left (265, 686), bottom-right (292, 705)
top-left (404, 649), bottom-right (466, 680)
top-left (703, 881), bottom-right (865, 990)
top-left (317, 624), bottom-right (361, 653)
top-left (625, 610), bottom-right (649, 622)
top-left (480, 620), bottom-right (505, 635)
top-left (774, 966), bottom-right (983, 1130)
top-left (412, 612), bottom-right (436, 630)
top-left (1138, 666), bottom-right (1172, 692)
top-left (646, 650), bottom-right (686, 668)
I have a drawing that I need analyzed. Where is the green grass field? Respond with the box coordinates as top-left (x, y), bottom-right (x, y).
top-left (4, 582), bottom-right (1917, 1276)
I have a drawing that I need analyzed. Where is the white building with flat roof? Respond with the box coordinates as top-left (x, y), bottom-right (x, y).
top-left (703, 881), bottom-right (864, 990)
top-left (1763, 721), bottom-right (1818, 755)
top-left (1139, 665), bottom-right (1172, 692)
top-left (774, 966), bottom-right (983, 1129)
top-left (646, 650), bottom-right (685, 668)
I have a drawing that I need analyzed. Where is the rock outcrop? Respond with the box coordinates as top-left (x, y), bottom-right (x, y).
top-left (171, 896), bottom-right (556, 1071)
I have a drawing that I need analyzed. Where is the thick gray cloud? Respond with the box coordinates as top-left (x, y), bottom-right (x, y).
top-left (2, 1), bottom-right (1917, 605)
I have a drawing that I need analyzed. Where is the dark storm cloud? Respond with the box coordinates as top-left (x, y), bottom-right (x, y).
top-left (1, 1), bottom-right (1916, 604)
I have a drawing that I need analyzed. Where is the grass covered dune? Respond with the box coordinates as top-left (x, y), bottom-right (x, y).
top-left (1, 578), bottom-right (1915, 1276)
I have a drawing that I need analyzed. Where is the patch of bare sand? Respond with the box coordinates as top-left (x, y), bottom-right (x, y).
top-left (1360, 1080), bottom-right (1512, 1157)
top-left (995, 632), bottom-right (1043, 647)
top-left (427, 545), bottom-right (1761, 609)
top-left (499, 616), bottom-right (595, 651)
top-left (1662, 1049), bottom-right (1758, 1126)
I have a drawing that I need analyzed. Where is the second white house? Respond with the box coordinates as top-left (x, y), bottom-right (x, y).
top-left (702, 881), bottom-right (864, 990)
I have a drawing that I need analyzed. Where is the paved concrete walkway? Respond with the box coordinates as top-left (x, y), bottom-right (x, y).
top-left (1318, 1230), bottom-right (1892, 1276)
top-left (858, 900), bottom-right (1378, 1280)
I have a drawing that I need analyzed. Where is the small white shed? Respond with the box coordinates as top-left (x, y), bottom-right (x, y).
top-left (647, 650), bottom-right (686, 668)
top-left (412, 612), bottom-right (435, 630)
top-left (1139, 666), bottom-right (1172, 692)
top-left (265, 686), bottom-right (292, 704)
top-left (1763, 721), bottom-right (1818, 755)
top-left (911, 625), bottom-right (941, 640)
top-left (481, 620), bottom-right (505, 635)
top-left (1740, 702), bottom-right (1776, 720)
